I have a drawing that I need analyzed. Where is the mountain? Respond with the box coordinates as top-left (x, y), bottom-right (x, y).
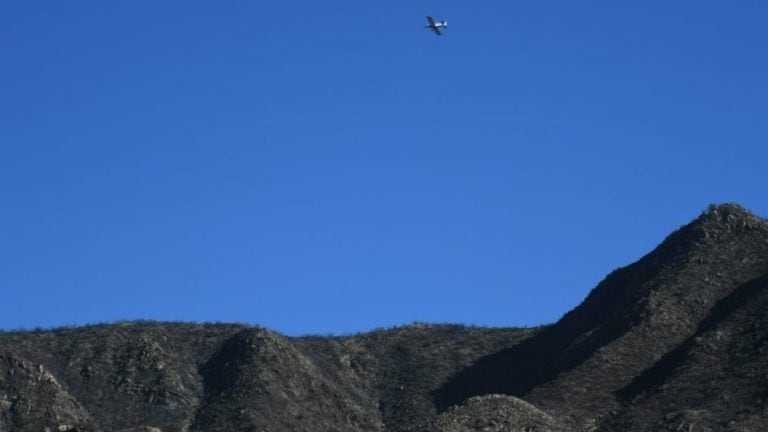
top-left (1, 203), bottom-right (766, 432)
top-left (0, 323), bottom-right (532, 432)
top-left (435, 203), bottom-right (768, 430)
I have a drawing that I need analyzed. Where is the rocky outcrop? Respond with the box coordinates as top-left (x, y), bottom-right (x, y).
top-left (0, 347), bottom-right (94, 432)
top-left (190, 327), bottom-right (381, 432)
top-left (416, 395), bottom-right (566, 432)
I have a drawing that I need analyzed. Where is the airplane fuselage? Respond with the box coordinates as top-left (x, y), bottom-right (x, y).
top-left (425, 16), bottom-right (448, 35)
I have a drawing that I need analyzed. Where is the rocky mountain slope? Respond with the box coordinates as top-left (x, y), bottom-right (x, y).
top-left (1, 203), bottom-right (766, 432)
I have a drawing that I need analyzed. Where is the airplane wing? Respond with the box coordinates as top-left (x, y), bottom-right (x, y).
top-left (425, 16), bottom-right (442, 35)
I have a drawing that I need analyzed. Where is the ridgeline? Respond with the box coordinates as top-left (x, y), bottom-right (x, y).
top-left (2, 204), bottom-right (766, 432)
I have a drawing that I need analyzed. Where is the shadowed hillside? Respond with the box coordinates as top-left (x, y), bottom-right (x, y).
top-left (435, 204), bottom-right (768, 429)
top-left (600, 274), bottom-right (768, 431)
top-left (1, 203), bottom-right (766, 431)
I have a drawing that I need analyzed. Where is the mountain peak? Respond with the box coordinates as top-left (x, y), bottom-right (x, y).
top-left (694, 203), bottom-right (765, 233)
top-left (648, 203), bottom-right (766, 263)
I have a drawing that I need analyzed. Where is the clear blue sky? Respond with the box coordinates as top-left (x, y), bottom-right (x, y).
top-left (2, 1), bottom-right (766, 335)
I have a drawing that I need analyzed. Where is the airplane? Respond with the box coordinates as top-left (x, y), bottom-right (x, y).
top-left (425, 16), bottom-right (448, 36)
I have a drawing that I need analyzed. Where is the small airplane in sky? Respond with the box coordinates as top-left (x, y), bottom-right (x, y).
top-left (425, 16), bottom-right (448, 36)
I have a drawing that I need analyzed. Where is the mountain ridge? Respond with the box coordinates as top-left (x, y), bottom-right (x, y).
top-left (436, 203), bottom-right (768, 428)
top-left (1, 203), bottom-right (766, 431)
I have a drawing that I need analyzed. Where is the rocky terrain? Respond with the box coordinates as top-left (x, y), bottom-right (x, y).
top-left (1, 203), bottom-right (766, 431)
